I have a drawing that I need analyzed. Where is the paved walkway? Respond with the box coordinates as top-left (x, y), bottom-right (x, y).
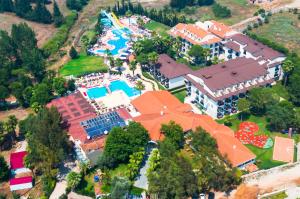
top-left (286, 186), bottom-right (300, 199)
top-left (297, 143), bottom-right (300, 162)
top-left (134, 150), bottom-right (153, 190)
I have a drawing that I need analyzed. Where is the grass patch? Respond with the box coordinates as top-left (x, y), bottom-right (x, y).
top-left (144, 21), bottom-right (170, 37)
top-left (173, 90), bottom-right (186, 103)
top-left (261, 191), bottom-right (288, 199)
top-left (109, 164), bottom-right (130, 178)
top-left (59, 55), bottom-right (108, 77)
top-left (246, 145), bottom-right (285, 169)
top-left (251, 12), bottom-right (300, 54)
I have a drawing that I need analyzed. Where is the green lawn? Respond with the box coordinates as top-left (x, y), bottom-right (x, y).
top-left (59, 55), bottom-right (108, 77)
top-left (218, 114), bottom-right (299, 169)
top-left (261, 191), bottom-right (288, 199)
top-left (251, 12), bottom-right (300, 54)
top-left (173, 90), bottom-right (186, 103)
top-left (270, 83), bottom-right (290, 100)
top-left (144, 21), bottom-right (170, 37)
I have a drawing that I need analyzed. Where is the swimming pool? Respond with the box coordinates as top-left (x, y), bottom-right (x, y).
top-left (87, 86), bottom-right (108, 99)
top-left (86, 80), bottom-right (139, 99)
top-left (96, 28), bottom-right (131, 55)
top-left (109, 80), bottom-right (139, 97)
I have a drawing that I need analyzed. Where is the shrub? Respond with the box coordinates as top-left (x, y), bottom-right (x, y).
top-left (212, 3), bottom-right (231, 18)
top-left (253, 23), bottom-right (259, 28)
top-left (224, 119), bottom-right (232, 127)
top-left (42, 12), bottom-right (77, 57)
top-left (42, 176), bottom-right (56, 198)
top-left (69, 46), bottom-right (78, 59)
top-left (264, 17), bottom-right (269, 24)
top-left (247, 24), bottom-right (252, 30)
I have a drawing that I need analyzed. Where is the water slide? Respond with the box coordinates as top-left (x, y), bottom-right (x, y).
top-left (101, 10), bottom-right (123, 29)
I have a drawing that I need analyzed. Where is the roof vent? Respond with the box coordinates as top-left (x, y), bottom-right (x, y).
top-left (233, 145), bottom-right (236, 149)
top-left (203, 74), bottom-right (212, 79)
top-left (160, 111), bottom-right (164, 116)
top-left (254, 42), bottom-right (258, 46)
top-left (167, 61), bottom-right (171, 64)
top-left (221, 65), bottom-right (226, 68)
top-left (231, 71), bottom-right (237, 76)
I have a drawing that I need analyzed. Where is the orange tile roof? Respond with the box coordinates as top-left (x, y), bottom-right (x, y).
top-left (80, 136), bottom-right (106, 153)
top-left (132, 91), bottom-right (256, 167)
top-left (273, 136), bottom-right (294, 163)
top-left (208, 20), bottom-right (235, 39)
top-left (169, 23), bottom-right (221, 45)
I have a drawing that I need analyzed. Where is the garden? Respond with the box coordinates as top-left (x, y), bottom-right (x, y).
top-left (219, 114), bottom-right (299, 169)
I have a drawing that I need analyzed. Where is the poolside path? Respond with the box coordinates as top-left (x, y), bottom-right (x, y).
top-left (123, 62), bottom-right (159, 91)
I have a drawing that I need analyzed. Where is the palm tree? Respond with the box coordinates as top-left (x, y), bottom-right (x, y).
top-left (135, 80), bottom-right (145, 95)
top-left (129, 61), bottom-right (137, 76)
top-left (125, 10), bottom-right (133, 26)
top-left (147, 52), bottom-right (159, 67)
top-left (282, 59), bottom-right (294, 86)
top-left (66, 171), bottom-right (82, 190)
top-left (136, 17), bottom-right (145, 28)
top-left (115, 58), bottom-right (123, 74)
top-left (79, 162), bottom-right (90, 176)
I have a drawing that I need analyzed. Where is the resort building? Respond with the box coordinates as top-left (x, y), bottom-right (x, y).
top-left (169, 20), bottom-right (237, 58)
top-left (47, 92), bottom-right (131, 165)
top-left (149, 54), bottom-right (192, 89)
top-left (9, 151), bottom-right (33, 191)
top-left (185, 57), bottom-right (275, 119)
top-left (131, 91), bottom-right (256, 168)
top-left (10, 151), bottom-right (31, 175)
top-left (223, 33), bottom-right (286, 80)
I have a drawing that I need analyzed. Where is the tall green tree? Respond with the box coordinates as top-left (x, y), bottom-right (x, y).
top-left (53, 77), bottom-right (67, 96)
top-left (129, 60), bottom-right (137, 76)
top-left (161, 121), bottom-right (184, 150)
top-left (53, 0), bottom-right (64, 27)
top-left (110, 176), bottom-right (130, 199)
top-left (0, 155), bottom-right (9, 182)
top-left (248, 87), bottom-right (278, 115)
top-left (66, 171), bottom-right (82, 190)
top-left (24, 107), bottom-right (71, 176)
top-left (14, 0), bottom-right (32, 18)
top-left (282, 59), bottom-right (295, 86)
top-left (69, 46), bottom-right (78, 59)
top-left (237, 98), bottom-right (250, 121)
top-left (32, 0), bottom-right (52, 24)
top-left (288, 73), bottom-right (300, 105)
top-left (0, 86), bottom-right (9, 103)
top-left (99, 122), bottom-right (149, 168)
top-left (0, 0), bottom-right (14, 12)
top-left (188, 45), bottom-right (208, 65)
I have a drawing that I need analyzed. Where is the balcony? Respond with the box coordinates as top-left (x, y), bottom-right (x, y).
top-left (217, 113), bottom-right (224, 119)
top-left (231, 108), bottom-right (237, 113)
top-left (232, 95), bottom-right (238, 101)
top-left (224, 104), bottom-right (231, 110)
top-left (217, 107), bottom-right (224, 113)
top-left (239, 93), bottom-right (246, 98)
top-left (218, 100), bottom-right (224, 106)
top-left (225, 98), bottom-right (232, 104)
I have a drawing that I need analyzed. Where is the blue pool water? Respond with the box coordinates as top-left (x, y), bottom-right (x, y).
top-left (86, 80), bottom-right (139, 99)
top-left (96, 28), bottom-right (130, 55)
top-left (87, 86), bottom-right (108, 99)
top-left (109, 80), bottom-right (139, 97)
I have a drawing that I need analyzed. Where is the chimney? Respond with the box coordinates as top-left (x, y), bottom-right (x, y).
top-left (288, 128), bottom-right (292, 138)
top-left (160, 111), bottom-right (164, 116)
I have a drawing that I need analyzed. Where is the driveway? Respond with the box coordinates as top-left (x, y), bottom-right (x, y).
top-left (134, 150), bottom-right (153, 190)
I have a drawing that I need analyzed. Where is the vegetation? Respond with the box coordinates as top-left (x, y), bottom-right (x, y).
top-left (188, 45), bottom-right (209, 65)
top-left (0, 155), bottom-right (9, 182)
top-left (22, 107), bottom-right (71, 178)
top-left (143, 21), bottom-right (171, 38)
top-left (250, 12), bottom-right (300, 54)
top-left (67, 172), bottom-right (82, 190)
top-left (53, 1), bottom-right (64, 27)
top-left (126, 150), bottom-right (145, 180)
top-left (66, 0), bottom-right (88, 11)
top-left (42, 12), bottom-right (78, 57)
top-left (148, 125), bottom-right (241, 197)
top-left (170, 0), bottom-right (214, 10)
top-left (1, 0), bottom-right (54, 24)
top-left (59, 54), bottom-right (108, 77)
top-left (110, 1), bottom-right (190, 27)
top-left (173, 90), bottom-right (186, 103)
top-left (212, 3), bottom-right (231, 18)
top-left (69, 46), bottom-right (78, 59)
top-left (0, 115), bottom-right (18, 150)
top-left (98, 122), bottom-right (149, 168)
